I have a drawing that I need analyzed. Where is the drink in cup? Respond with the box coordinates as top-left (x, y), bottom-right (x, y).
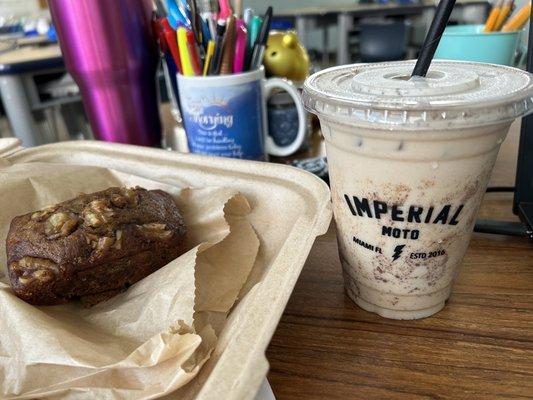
top-left (303, 60), bottom-right (533, 319)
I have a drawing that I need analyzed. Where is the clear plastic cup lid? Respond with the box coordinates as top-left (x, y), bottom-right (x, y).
top-left (303, 60), bottom-right (533, 129)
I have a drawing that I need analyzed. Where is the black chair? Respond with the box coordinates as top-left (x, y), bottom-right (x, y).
top-left (359, 20), bottom-right (407, 62)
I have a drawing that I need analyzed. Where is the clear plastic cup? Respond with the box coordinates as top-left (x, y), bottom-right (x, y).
top-left (303, 61), bottom-right (533, 319)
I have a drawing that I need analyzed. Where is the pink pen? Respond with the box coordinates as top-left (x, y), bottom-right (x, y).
top-left (233, 19), bottom-right (247, 73)
top-left (218, 0), bottom-right (232, 20)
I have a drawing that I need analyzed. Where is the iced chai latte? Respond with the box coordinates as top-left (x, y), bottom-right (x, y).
top-left (303, 61), bottom-right (533, 319)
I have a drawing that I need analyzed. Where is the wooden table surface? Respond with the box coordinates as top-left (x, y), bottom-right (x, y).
top-left (266, 121), bottom-right (533, 399)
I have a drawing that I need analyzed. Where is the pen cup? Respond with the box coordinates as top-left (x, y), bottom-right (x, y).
top-left (177, 68), bottom-right (306, 160)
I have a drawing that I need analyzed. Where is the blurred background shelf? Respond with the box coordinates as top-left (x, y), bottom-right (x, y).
top-left (276, 0), bottom-right (491, 65)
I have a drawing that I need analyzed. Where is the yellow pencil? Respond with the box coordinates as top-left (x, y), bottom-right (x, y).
top-left (203, 40), bottom-right (215, 76)
top-left (177, 27), bottom-right (195, 76)
top-left (484, 0), bottom-right (503, 32)
top-left (502, 2), bottom-right (531, 31)
top-left (494, 0), bottom-right (514, 30)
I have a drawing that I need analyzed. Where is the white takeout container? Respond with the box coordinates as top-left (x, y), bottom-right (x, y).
top-left (0, 138), bottom-right (332, 400)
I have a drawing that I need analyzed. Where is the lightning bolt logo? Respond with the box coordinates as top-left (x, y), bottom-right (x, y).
top-left (392, 245), bottom-right (405, 262)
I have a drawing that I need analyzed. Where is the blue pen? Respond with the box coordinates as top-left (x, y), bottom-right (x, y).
top-left (200, 0), bottom-right (218, 39)
top-left (201, 17), bottom-right (211, 47)
top-left (166, 0), bottom-right (190, 28)
top-left (163, 53), bottom-right (179, 102)
top-left (167, 11), bottom-right (178, 29)
top-left (178, 0), bottom-right (192, 24)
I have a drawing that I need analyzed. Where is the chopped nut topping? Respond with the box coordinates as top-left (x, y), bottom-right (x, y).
top-left (86, 231), bottom-right (122, 252)
top-left (123, 187), bottom-right (138, 204)
top-left (11, 257), bottom-right (58, 283)
top-left (138, 223), bottom-right (173, 239)
top-left (48, 212), bottom-right (69, 228)
top-left (45, 212), bottom-right (79, 239)
top-left (31, 205), bottom-right (58, 221)
top-left (82, 199), bottom-right (113, 227)
top-left (144, 223), bottom-right (166, 230)
top-left (96, 236), bottom-right (115, 251)
top-left (60, 217), bottom-right (79, 236)
top-left (158, 230), bottom-right (172, 239)
top-left (113, 230), bottom-right (123, 249)
top-left (110, 188), bottom-right (138, 208)
top-left (83, 212), bottom-right (103, 227)
top-left (89, 199), bottom-right (112, 212)
top-left (18, 276), bottom-right (33, 285)
top-left (15, 256), bottom-right (58, 271)
top-left (33, 269), bottom-right (54, 282)
top-left (110, 194), bottom-right (127, 208)
top-left (85, 233), bottom-right (99, 247)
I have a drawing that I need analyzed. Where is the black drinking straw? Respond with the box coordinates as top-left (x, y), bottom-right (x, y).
top-left (412, 0), bottom-right (456, 77)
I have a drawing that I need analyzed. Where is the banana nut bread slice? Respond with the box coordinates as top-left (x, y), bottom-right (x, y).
top-left (6, 186), bottom-right (187, 306)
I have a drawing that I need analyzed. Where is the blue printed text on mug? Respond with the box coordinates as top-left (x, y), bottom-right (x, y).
top-left (179, 79), bottom-right (265, 160)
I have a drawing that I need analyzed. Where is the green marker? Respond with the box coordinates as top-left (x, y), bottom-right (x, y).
top-left (245, 16), bottom-right (262, 70)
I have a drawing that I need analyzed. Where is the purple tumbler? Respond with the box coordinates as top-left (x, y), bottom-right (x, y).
top-left (49, 0), bottom-right (162, 146)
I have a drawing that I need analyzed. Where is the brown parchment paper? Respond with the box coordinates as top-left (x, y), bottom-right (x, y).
top-left (0, 162), bottom-right (259, 399)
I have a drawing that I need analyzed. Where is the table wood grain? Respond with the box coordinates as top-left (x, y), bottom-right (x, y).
top-left (266, 121), bottom-right (533, 399)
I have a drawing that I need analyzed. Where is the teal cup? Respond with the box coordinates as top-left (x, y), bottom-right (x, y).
top-left (434, 24), bottom-right (519, 66)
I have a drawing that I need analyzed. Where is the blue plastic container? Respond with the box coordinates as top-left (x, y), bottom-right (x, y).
top-left (434, 24), bottom-right (519, 66)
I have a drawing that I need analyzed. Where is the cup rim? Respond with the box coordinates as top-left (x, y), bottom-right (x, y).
top-left (302, 60), bottom-right (533, 130)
